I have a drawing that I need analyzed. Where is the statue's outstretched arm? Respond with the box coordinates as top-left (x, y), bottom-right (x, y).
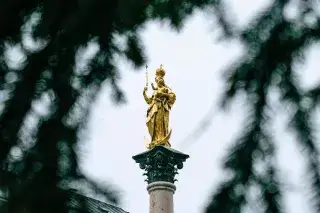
top-left (143, 89), bottom-right (152, 104)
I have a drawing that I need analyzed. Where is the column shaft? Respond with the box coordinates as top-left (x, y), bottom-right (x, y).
top-left (147, 181), bottom-right (176, 213)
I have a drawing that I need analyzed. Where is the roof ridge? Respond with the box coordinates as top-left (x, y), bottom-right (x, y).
top-left (68, 189), bottom-right (129, 213)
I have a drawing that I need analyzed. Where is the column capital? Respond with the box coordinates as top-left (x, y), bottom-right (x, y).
top-left (132, 146), bottom-right (189, 184)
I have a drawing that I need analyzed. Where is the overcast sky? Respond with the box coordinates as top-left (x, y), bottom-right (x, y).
top-left (76, 0), bottom-right (320, 213)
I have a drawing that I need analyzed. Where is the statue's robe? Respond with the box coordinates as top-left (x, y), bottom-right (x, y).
top-left (143, 87), bottom-right (176, 148)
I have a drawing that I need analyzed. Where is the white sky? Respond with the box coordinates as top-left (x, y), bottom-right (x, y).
top-left (78, 0), bottom-right (320, 212)
top-left (79, 0), bottom-right (320, 212)
top-left (3, 0), bottom-right (318, 212)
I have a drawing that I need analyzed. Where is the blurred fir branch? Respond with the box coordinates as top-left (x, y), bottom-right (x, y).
top-left (0, 0), bottom-right (230, 213)
top-left (211, 0), bottom-right (320, 212)
top-left (0, 0), bottom-right (319, 213)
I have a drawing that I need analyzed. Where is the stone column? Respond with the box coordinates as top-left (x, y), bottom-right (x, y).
top-left (133, 146), bottom-right (189, 213)
top-left (147, 181), bottom-right (176, 213)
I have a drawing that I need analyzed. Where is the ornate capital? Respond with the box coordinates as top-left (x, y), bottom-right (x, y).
top-left (132, 146), bottom-right (189, 184)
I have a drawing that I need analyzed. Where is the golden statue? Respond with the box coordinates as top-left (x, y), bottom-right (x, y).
top-left (143, 65), bottom-right (176, 149)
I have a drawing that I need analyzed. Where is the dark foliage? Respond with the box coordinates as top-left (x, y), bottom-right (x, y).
top-left (0, 0), bottom-right (319, 213)
top-left (0, 0), bottom-right (224, 212)
top-left (205, 0), bottom-right (320, 213)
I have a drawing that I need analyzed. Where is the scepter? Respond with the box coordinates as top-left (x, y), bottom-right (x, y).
top-left (144, 64), bottom-right (150, 149)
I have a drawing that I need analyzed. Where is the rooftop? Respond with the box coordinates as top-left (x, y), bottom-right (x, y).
top-left (0, 188), bottom-right (128, 213)
top-left (68, 190), bottom-right (128, 213)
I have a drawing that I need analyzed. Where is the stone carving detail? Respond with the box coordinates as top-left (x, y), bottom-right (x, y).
top-left (133, 146), bottom-right (189, 184)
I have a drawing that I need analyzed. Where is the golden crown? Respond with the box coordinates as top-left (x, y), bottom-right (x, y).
top-left (155, 64), bottom-right (166, 77)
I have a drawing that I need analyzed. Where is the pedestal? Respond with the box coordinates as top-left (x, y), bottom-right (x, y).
top-left (133, 146), bottom-right (189, 213)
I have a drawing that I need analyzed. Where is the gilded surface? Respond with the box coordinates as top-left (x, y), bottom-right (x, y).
top-left (143, 65), bottom-right (176, 149)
